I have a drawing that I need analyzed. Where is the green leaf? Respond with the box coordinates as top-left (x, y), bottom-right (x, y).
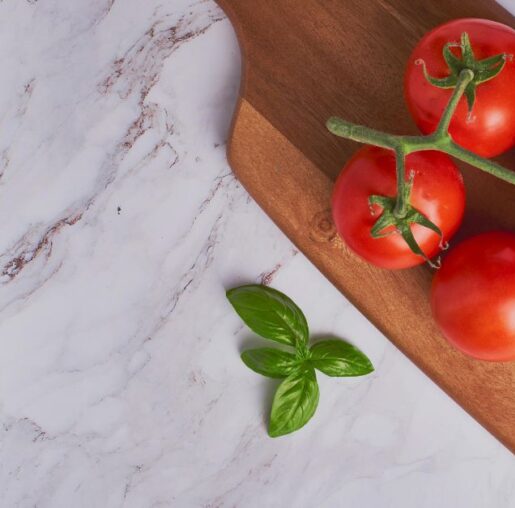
top-left (460, 32), bottom-right (475, 66)
top-left (370, 209), bottom-right (396, 238)
top-left (423, 71), bottom-right (457, 89)
top-left (464, 84), bottom-right (476, 112)
top-left (241, 348), bottom-right (301, 378)
top-left (369, 194), bottom-right (395, 209)
top-left (268, 367), bottom-right (319, 437)
top-left (407, 209), bottom-right (443, 239)
top-left (474, 57), bottom-right (506, 84)
top-left (398, 223), bottom-right (434, 266)
top-left (476, 52), bottom-right (505, 70)
top-left (442, 43), bottom-right (463, 75)
top-left (227, 285), bottom-right (309, 348)
top-left (310, 339), bottom-right (374, 377)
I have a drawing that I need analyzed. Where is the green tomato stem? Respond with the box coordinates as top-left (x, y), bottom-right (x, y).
top-left (435, 69), bottom-right (474, 136)
top-left (326, 118), bottom-right (400, 150)
top-left (326, 68), bottom-right (515, 186)
top-left (393, 149), bottom-right (408, 218)
top-left (443, 141), bottom-right (515, 183)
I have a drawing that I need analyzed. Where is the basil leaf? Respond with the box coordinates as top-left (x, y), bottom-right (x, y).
top-left (310, 339), bottom-right (374, 377)
top-left (227, 285), bottom-right (309, 348)
top-left (268, 367), bottom-right (319, 437)
top-left (241, 348), bottom-right (301, 378)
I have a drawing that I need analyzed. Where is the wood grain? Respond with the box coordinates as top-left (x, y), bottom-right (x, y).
top-left (217, 0), bottom-right (515, 451)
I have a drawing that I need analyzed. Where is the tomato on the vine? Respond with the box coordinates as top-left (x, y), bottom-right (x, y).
top-left (431, 232), bottom-right (515, 361)
top-left (331, 146), bottom-right (465, 269)
top-left (405, 18), bottom-right (515, 158)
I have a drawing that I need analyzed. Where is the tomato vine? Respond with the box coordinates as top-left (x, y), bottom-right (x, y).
top-left (327, 32), bottom-right (514, 264)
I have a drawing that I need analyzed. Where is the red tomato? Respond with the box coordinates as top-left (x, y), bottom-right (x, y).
top-left (431, 232), bottom-right (515, 361)
top-left (404, 18), bottom-right (515, 157)
top-left (332, 146), bottom-right (465, 269)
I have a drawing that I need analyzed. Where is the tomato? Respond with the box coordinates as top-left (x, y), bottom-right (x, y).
top-left (404, 18), bottom-right (515, 158)
top-left (431, 232), bottom-right (515, 361)
top-left (332, 146), bottom-right (465, 269)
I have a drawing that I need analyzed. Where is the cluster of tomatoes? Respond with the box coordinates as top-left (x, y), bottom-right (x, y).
top-left (331, 19), bottom-right (515, 362)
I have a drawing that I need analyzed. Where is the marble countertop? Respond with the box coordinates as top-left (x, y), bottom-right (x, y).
top-left (0, 1), bottom-right (513, 507)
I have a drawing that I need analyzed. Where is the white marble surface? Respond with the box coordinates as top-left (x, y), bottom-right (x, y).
top-left (0, 1), bottom-right (513, 507)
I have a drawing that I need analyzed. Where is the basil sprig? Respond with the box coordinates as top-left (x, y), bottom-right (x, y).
top-left (227, 284), bottom-right (374, 437)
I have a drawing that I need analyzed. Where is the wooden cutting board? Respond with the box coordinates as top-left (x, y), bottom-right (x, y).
top-left (216, 0), bottom-right (515, 451)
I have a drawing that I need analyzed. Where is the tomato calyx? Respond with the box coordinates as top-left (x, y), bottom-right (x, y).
top-left (369, 172), bottom-right (443, 268)
top-left (416, 32), bottom-right (508, 112)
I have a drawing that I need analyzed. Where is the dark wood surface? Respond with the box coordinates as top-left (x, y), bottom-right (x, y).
top-left (217, 0), bottom-right (515, 451)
